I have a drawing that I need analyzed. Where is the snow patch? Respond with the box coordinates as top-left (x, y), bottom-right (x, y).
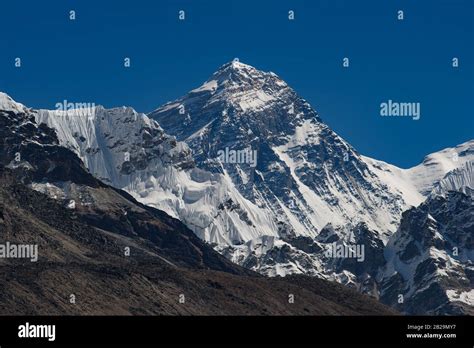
top-left (446, 289), bottom-right (474, 306)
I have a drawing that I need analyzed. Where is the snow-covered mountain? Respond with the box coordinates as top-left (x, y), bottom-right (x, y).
top-left (3, 90), bottom-right (392, 316)
top-left (150, 61), bottom-right (414, 239)
top-left (35, 106), bottom-right (276, 244)
top-left (2, 60), bottom-right (472, 314)
top-left (364, 140), bottom-right (474, 199)
top-left (0, 92), bottom-right (29, 114)
top-left (30, 61), bottom-right (414, 250)
top-left (148, 61), bottom-right (473, 285)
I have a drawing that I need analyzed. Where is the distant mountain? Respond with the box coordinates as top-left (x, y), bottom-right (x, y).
top-left (4, 61), bottom-right (473, 314)
top-left (0, 92), bottom-right (394, 315)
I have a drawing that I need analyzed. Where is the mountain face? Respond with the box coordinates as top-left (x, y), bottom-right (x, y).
top-left (150, 61), bottom-right (412, 238)
top-left (0, 93), bottom-right (244, 274)
top-left (35, 104), bottom-right (277, 245)
top-left (380, 188), bottom-right (474, 315)
top-left (4, 61), bottom-right (473, 314)
top-left (148, 61), bottom-right (473, 299)
top-left (378, 160), bottom-right (474, 314)
top-left (0, 93), bottom-right (395, 315)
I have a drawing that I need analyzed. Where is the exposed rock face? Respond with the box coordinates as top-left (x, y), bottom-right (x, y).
top-left (380, 189), bottom-right (474, 315)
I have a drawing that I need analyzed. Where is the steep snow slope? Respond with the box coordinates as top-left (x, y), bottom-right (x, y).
top-left (35, 105), bottom-right (278, 244)
top-left (361, 156), bottom-right (425, 208)
top-left (431, 161), bottom-right (474, 196)
top-left (407, 141), bottom-right (474, 195)
top-left (0, 92), bottom-right (29, 114)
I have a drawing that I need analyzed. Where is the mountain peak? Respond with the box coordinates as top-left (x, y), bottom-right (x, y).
top-left (218, 59), bottom-right (255, 72)
top-left (208, 60), bottom-right (279, 87)
top-left (0, 92), bottom-right (28, 114)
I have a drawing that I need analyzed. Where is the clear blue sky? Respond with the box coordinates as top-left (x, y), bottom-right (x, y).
top-left (1, 0), bottom-right (472, 168)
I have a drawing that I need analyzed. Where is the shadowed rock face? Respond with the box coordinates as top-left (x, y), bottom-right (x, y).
top-left (379, 189), bottom-right (474, 315)
top-left (0, 105), bottom-right (395, 316)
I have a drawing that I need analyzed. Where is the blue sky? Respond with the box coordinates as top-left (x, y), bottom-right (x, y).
top-left (1, 0), bottom-right (472, 168)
